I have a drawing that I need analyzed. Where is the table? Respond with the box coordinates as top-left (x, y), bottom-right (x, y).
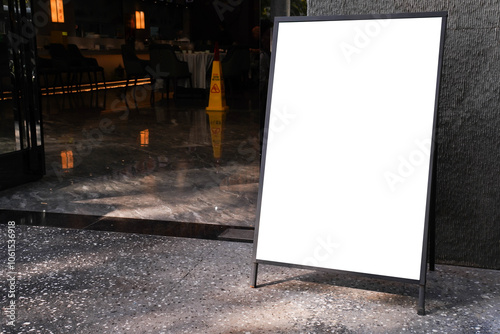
top-left (175, 52), bottom-right (225, 89)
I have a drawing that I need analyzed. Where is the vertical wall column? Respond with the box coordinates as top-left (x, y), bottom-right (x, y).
top-left (271, 0), bottom-right (290, 19)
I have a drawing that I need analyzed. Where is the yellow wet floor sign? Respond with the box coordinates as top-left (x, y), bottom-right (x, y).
top-left (211, 84), bottom-right (221, 94)
top-left (207, 45), bottom-right (228, 160)
top-left (206, 47), bottom-right (228, 111)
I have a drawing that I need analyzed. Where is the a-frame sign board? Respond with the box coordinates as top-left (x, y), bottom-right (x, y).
top-left (251, 12), bottom-right (447, 315)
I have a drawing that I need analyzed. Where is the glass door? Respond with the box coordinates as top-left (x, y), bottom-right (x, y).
top-left (0, 0), bottom-right (45, 190)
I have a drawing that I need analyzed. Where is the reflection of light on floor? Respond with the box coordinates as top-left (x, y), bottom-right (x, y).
top-left (140, 129), bottom-right (150, 147)
top-left (61, 150), bottom-right (74, 170)
top-left (8, 78), bottom-right (153, 97)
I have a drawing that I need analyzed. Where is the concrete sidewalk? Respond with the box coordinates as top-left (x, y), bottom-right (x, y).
top-left (1, 224), bottom-right (499, 333)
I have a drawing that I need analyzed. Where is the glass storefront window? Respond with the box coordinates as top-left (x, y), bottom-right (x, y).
top-left (0, 0), bottom-right (307, 227)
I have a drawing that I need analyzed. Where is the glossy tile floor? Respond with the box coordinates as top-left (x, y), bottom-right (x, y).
top-left (1, 221), bottom-right (499, 333)
top-left (0, 85), bottom-right (262, 227)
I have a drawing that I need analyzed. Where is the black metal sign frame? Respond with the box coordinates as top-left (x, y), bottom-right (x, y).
top-left (251, 12), bottom-right (447, 315)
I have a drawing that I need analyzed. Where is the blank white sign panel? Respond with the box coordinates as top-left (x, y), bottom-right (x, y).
top-left (255, 15), bottom-right (444, 281)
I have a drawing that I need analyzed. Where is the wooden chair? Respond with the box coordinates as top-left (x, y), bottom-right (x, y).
top-left (67, 44), bottom-right (106, 91)
top-left (121, 44), bottom-right (154, 107)
top-left (47, 43), bottom-right (83, 93)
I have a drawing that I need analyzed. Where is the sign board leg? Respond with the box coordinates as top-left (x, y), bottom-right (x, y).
top-left (250, 262), bottom-right (259, 288)
top-left (429, 155), bottom-right (437, 272)
top-left (418, 284), bottom-right (426, 315)
top-left (429, 218), bottom-right (436, 272)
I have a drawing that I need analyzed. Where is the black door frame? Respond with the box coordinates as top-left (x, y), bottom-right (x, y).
top-left (0, 0), bottom-right (45, 190)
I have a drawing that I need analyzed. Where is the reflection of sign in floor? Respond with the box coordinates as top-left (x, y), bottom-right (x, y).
top-left (207, 111), bottom-right (226, 161)
top-left (211, 84), bottom-right (221, 94)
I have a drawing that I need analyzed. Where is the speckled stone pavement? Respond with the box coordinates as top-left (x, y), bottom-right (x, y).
top-left (1, 224), bottom-right (499, 333)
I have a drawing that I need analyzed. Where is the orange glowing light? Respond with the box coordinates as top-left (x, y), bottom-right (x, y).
top-left (135, 11), bottom-right (145, 29)
top-left (61, 150), bottom-right (74, 170)
top-left (51, 0), bottom-right (65, 23)
top-left (140, 129), bottom-right (149, 146)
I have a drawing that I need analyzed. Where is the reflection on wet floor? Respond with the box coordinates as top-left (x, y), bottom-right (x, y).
top-left (0, 85), bottom-right (262, 226)
top-left (0, 99), bottom-right (18, 155)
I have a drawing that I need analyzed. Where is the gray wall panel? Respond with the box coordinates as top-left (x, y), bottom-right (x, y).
top-left (307, 0), bottom-right (500, 269)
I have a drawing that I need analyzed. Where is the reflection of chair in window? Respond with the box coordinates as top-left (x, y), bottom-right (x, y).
top-left (121, 44), bottom-right (154, 107)
top-left (37, 56), bottom-right (62, 96)
top-left (0, 43), bottom-right (12, 100)
top-left (47, 43), bottom-right (81, 93)
top-left (149, 44), bottom-right (191, 100)
top-left (67, 44), bottom-right (106, 91)
top-left (221, 46), bottom-right (250, 96)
